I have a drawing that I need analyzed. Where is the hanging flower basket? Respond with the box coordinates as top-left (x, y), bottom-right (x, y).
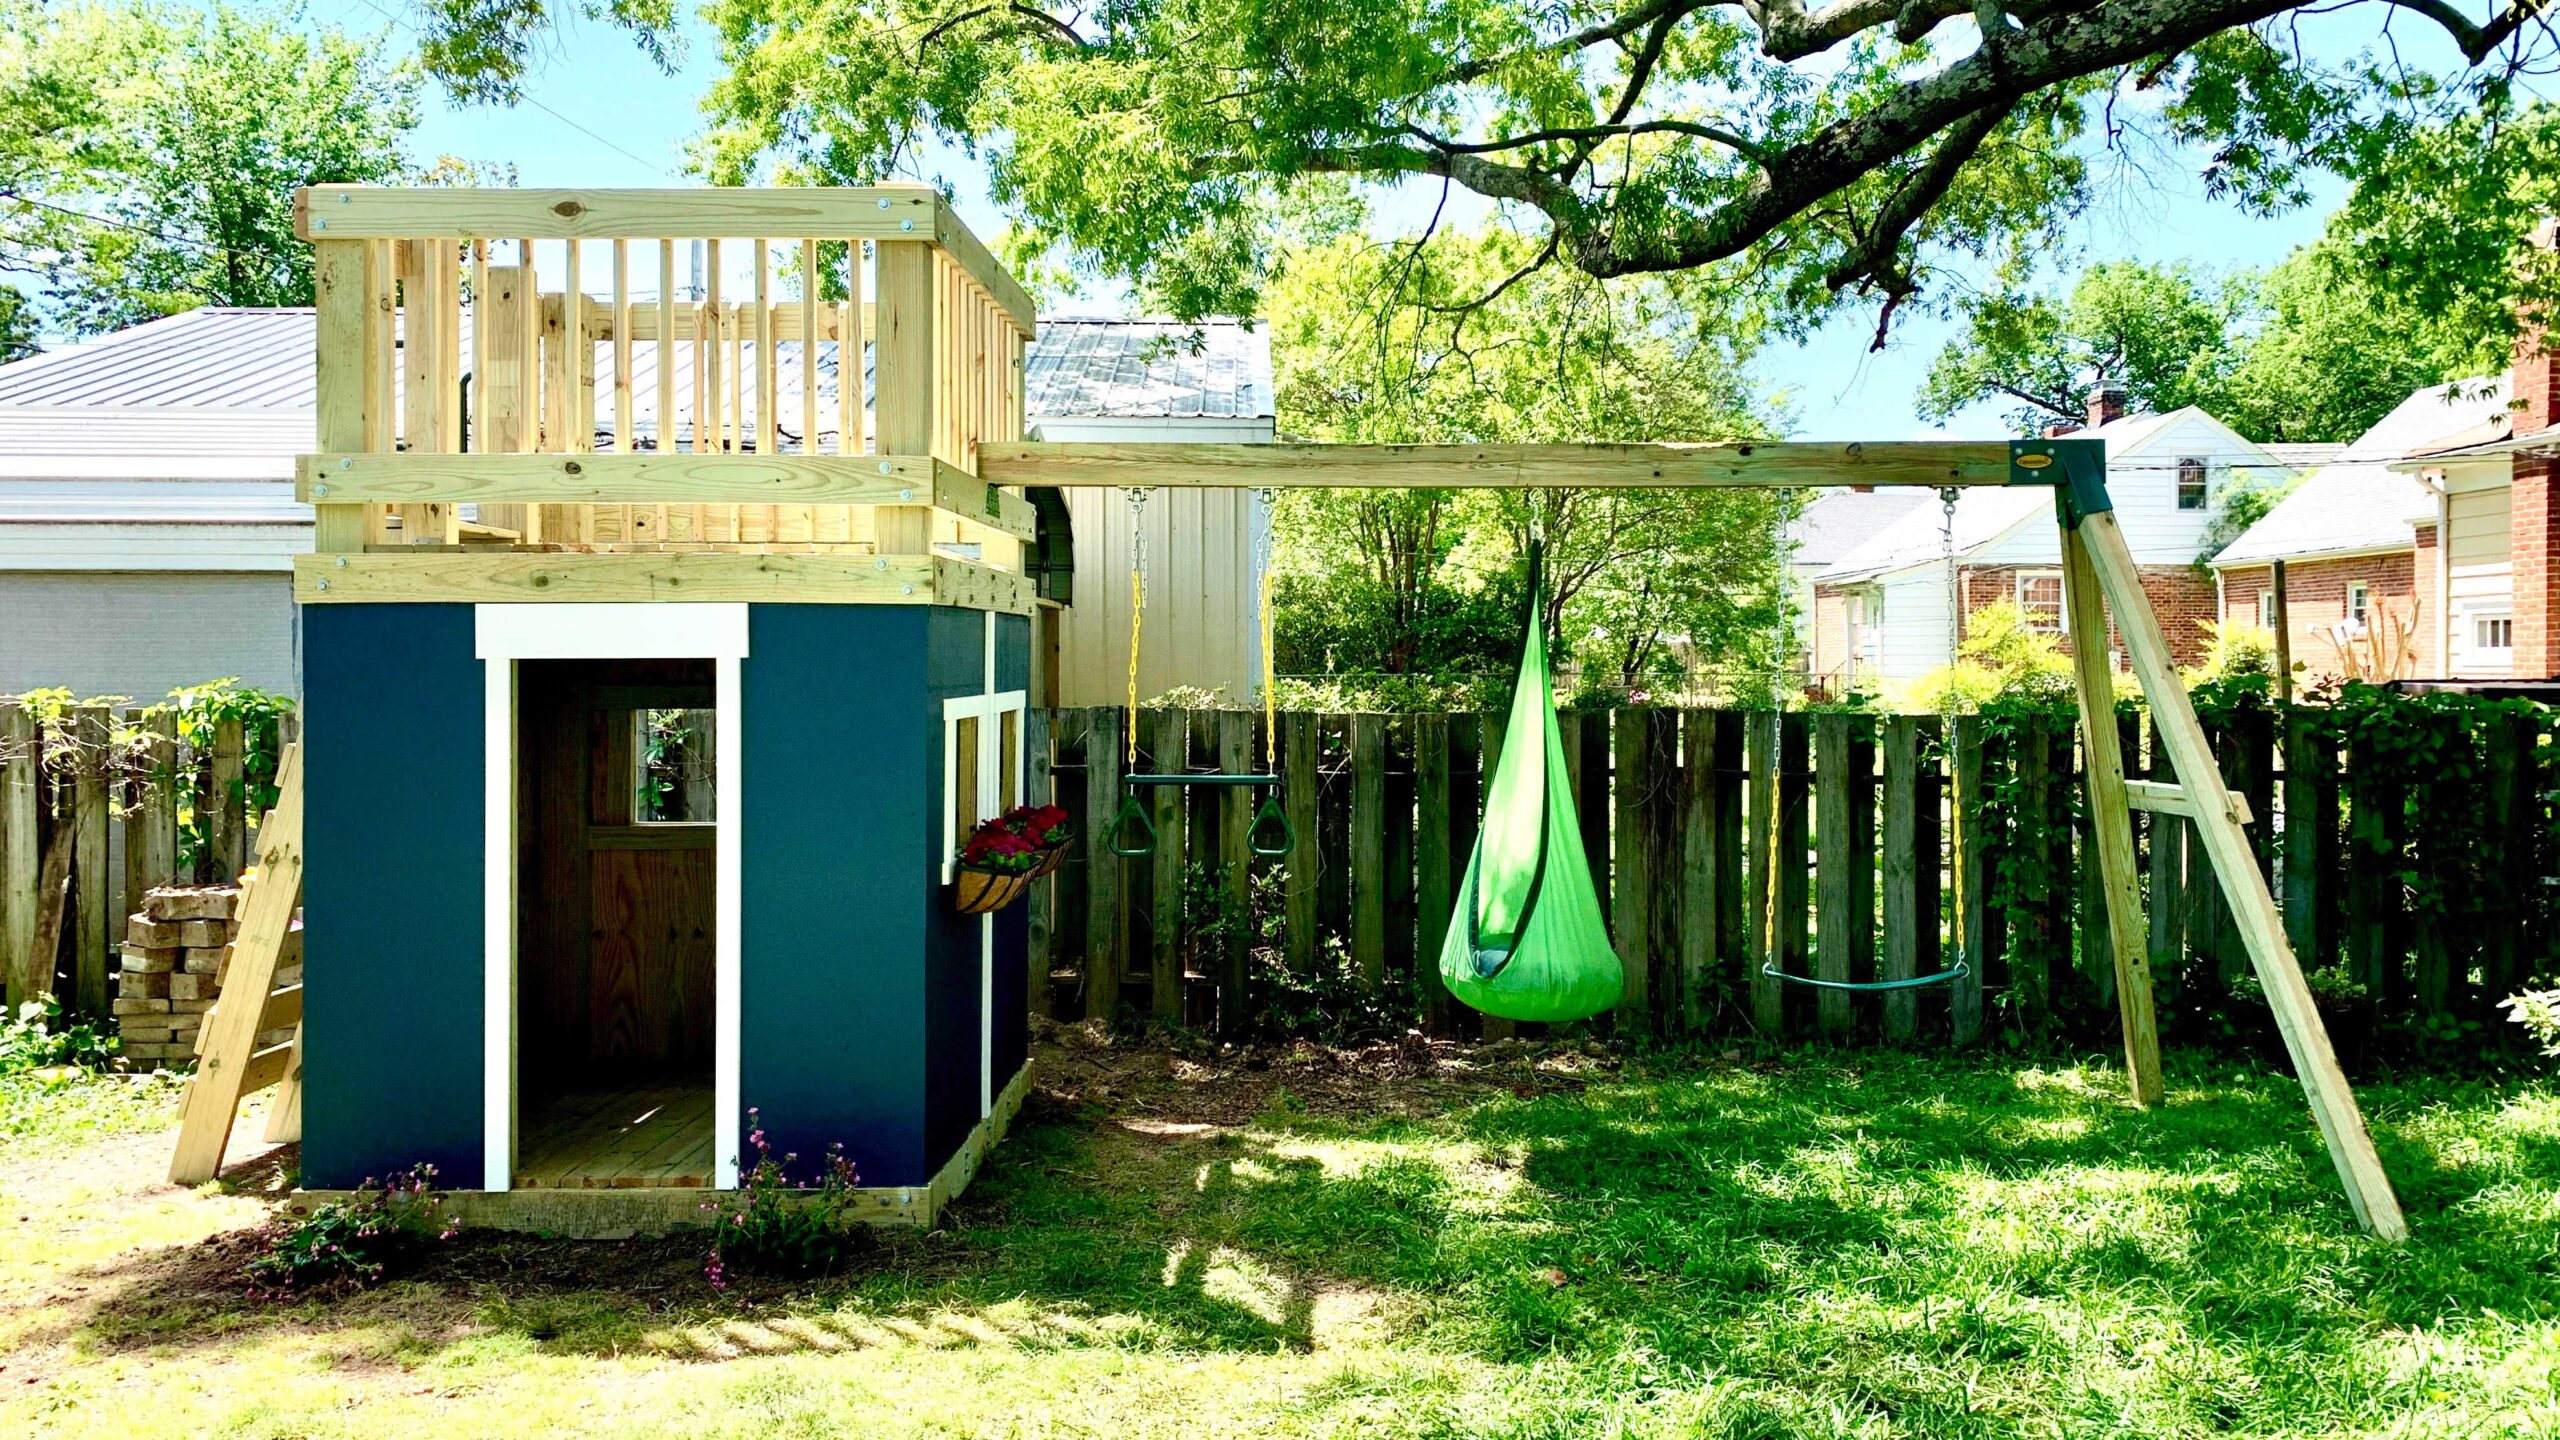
top-left (951, 805), bottom-right (1071, 914)
top-left (953, 866), bottom-right (1033, 915)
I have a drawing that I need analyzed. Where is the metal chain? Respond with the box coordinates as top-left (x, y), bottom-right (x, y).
top-left (1939, 484), bottom-right (1967, 962)
top-left (1253, 487), bottom-right (1278, 761)
top-left (1123, 487), bottom-right (1152, 766)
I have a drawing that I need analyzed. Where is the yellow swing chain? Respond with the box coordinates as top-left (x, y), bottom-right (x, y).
top-left (1256, 487), bottom-right (1278, 760)
top-left (1759, 489), bottom-right (1797, 964)
top-left (1124, 486), bottom-right (1150, 767)
top-left (1939, 485), bottom-right (1968, 962)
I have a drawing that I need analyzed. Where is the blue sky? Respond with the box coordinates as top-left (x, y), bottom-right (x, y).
top-left (358, 3), bottom-right (2402, 441)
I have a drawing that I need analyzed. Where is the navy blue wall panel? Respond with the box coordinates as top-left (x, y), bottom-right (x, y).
top-left (300, 604), bottom-right (486, 1189)
top-left (989, 613), bottom-right (1033, 1091)
top-left (740, 606), bottom-right (936, 1187)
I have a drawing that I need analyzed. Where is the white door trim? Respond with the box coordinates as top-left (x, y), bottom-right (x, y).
top-left (475, 602), bottom-right (751, 1190)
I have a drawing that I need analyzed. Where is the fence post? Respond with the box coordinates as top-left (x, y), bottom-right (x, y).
top-left (1679, 711), bottom-right (1719, 1035)
top-left (1349, 713), bottom-right (1387, 993)
top-left (71, 705), bottom-right (112, 1016)
top-left (1612, 709), bottom-right (1654, 1031)
top-left (1281, 712), bottom-right (1320, 976)
top-left (1814, 712), bottom-right (1855, 1037)
top-left (1881, 715), bottom-right (1922, 1042)
top-left (1, 702), bottom-right (35, 1008)
top-left (128, 710), bottom-right (182, 901)
top-left (1746, 711), bottom-right (1785, 1034)
top-left (2146, 718), bottom-right (2187, 1016)
top-left (209, 715), bottom-right (247, 881)
top-left (1779, 713), bottom-right (1811, 1025)
top-left (1644, 709), bottom-right (1683, 1033)
top-left (1082, 708), bottom-right (1123, 1022)
top-left (1415, 713), bottom-right (1454, 1034)
top-left (1478, 710), bottom-right (1514, 1042)
top-left (1216, 709), bottom-right (1253, 1034)
top-left (1027, 705), bottom-right (1055, 1022)
top-left (2481, 710), bottom-right (2536, 1004)
top-left (1952, 714), bottom-right (1990, 1046)
top-left (1148, 709), bottom-right (1188, 1021)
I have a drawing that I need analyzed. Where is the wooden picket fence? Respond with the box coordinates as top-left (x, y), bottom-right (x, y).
top-left (0, 699), bottom-right (295, 1016)
top-left (1027, 702), bottom-right (2554, 1049)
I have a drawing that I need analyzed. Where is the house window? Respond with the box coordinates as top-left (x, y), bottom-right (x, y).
top-left (2016, 571), bottom-right (2064, 632)
top-left (2176, 458), bottom-right (2209, 511)
top-left (2255, 589), bottom-right (2278, 629)
top-left (943, 688), bottom-right (1030, 883)
top-left (2475, 614), bottom-right (2515, 653)
top-left (2346, 582), bottom-right (2370, 631)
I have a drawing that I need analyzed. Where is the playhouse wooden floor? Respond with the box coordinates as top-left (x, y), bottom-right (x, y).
top-left (514, 1082), bottom-right (716, 1189)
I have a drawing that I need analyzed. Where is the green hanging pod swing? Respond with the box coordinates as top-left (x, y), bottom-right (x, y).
top-left (1438, 543), bottom-right (1623, 1024)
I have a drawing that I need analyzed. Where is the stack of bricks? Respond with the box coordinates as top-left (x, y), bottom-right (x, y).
top-left (112, 886), bottom-right (297, 1069)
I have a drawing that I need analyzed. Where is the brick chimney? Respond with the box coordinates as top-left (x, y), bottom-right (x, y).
top-left (2087, 377), bottom-right (2128, 430)
top-left (2512, 218), bottom-right (2560, 678)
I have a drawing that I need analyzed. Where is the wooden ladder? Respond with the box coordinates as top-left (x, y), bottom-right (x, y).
top-left (168, 744), bottom-right (306, 1186)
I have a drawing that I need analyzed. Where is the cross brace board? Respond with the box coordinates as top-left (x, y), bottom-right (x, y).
top-left (169, 745), bottom-right (306, 1185)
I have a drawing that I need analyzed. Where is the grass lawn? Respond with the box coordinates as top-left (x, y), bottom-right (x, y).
top-left (1, 1036), bottom-right (2555, 1439)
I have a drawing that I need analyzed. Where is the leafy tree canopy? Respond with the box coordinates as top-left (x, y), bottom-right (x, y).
top-left (2, 3), bottom-right (422, 336)
top-left (1921, 236), bottom-right (2503, 441)
top-left (1265, 220), bottom-right (1793, 695)
top-left (409, 0), bottom-right (2560, 330)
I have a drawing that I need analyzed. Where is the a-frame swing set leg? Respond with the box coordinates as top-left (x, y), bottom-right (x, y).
top-left (2052, 472), bottom-right (2409, 1240)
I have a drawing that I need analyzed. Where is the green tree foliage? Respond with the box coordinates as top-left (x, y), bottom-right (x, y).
top-left (1923, 240), bottom-right (2501, 443)
top-left (406, 0), bottom-right (2560, 332)
top-left (1265, 224), bottom-right (1788, 695)
top-left (3, 3), bottom-right (420, 336)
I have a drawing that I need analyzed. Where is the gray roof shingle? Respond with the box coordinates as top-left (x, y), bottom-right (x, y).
top-left (2212, 377), bottom-right (2509, 567)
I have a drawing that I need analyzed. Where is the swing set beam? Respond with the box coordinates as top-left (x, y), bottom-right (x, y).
top-left (1028, 434), bottom-right (2408, 1242)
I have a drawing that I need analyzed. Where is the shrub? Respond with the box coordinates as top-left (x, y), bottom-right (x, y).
top-left (244, 1164), bottom-right (455, 1297)
top-left (0, 997), bottom-right (120, 1074)
top-left (2506, 989), bottom-right (2560, 1059)
top-left (703, 1110), bottom-right (870, 1289)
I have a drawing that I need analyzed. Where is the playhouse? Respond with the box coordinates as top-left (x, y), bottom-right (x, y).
top-left (200, 184), bottom-right (2406, 1241)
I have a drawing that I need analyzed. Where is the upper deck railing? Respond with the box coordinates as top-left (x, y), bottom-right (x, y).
top-left (291, 185), bottom-right (1035, 611)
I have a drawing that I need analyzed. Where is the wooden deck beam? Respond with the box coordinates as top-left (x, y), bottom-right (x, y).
top-left (293, 551), bottom-right (1034, 612)
top-left (978, 440), bottom-right (2020, 490)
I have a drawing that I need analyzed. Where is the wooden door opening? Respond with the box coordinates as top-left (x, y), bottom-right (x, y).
top-left (513, 658), bottom-right (717, 1188)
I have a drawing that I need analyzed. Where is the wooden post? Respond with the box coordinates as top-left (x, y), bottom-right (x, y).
top-left (1477, 710), bottom-right (1514, 1041)
top-left (70, 706), bottom-right (110, 1016)
top-left (170, 746), bottom-right (304, 1185)
top-left (1282, 712), bottom-right (1319, 975)
top-left (1612, 710), bottom-right (1653, 1030)
top-left (1813, 712), bottom-right (1855, 1037)
top-left (1880, 715), bottom-right (1922, 1042)
top-left (1415, 713), bottom-right (1454, 1034)
top-left (1643, 709), bottom-right (1683, 1030)
top-left (1350, 713), bottom-right (1387, 992)
top-left (310, 239), bottom-right (372, 552)
top-left (871, 240), bottom-right (938, 552)
top-left (2076, 508), bottom-right (2406, 1239)
top-left (1678, 711), bottom-right (1725, 1035)
top-left (1081, 707), bottom-right (1123, 1022)
top-left (1148, 709), bottom-right (1187, 1021)
top-left (1779, 714), bottom-right (1811, 1022)
top-left (210, 717), bottom-right (247, 880)
top-left (1951, 715), bottom-right (1989, 1046)
top-left (2060, 523), bottom-right (2164, 1105)
top-left (1746, 711), bottom-right (1785, 1034)
top-left (1, 701), bottom-right (34, 1008)
top-left (1216, 709), bottom-right (1252, 1033)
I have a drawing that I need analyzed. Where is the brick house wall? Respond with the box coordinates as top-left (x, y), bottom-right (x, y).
top-left (1959, 562), bottom-right (2215, 668)
top-left (2512, 253), bottom-right (2560, 677)
top-left (2216, 551), bottom-right (2420, 683)
top-left (2413, 522), bottom-right (2440, 676)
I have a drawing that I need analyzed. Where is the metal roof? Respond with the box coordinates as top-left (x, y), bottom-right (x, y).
top-left (2213, 376), bottom-right (2509, 568)
top-left (0, 307), bottom-right (1276, 459)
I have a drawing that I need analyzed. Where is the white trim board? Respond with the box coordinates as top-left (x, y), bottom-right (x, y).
top-left (474, 601), bottom-right (750, 1191)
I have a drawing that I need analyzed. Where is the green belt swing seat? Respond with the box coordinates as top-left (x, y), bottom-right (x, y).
top-left (1436, 544), bottom-right (1623, 1024)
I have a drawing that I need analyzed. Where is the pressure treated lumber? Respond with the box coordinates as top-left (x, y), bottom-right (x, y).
top-left (980, 440), bottom-right (2016, 490)
top-left (293, 552), bottom-right (1034, 613)
top-left (2074, 510), bottom-right (2407, 1239)
top-left (170, 745), bottom-right (304, 1185)
top-left (295, 453), bottom-right (1035, 541)
top-left (2059, 522), bottom-right (2165, 1107)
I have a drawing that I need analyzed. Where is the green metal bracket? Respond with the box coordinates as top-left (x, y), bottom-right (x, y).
top-left (2010, 437), bottom-right (2111, 527)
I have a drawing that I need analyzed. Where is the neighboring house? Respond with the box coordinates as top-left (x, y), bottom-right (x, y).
top-left (1785, 488), bottom-right (1934, 693)
top-left (2212, 377), bottom-right (2507, 682)
top-left (2385, 342), bottom-right (2560, 681)
top-left (0, 308), bottom-right (1274, 705)
top-left (1810, 395), bottom-right (2304, 688)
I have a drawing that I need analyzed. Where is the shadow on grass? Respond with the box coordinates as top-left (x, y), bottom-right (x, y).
top-left (40, 1046), bottom-right (2560, 1432)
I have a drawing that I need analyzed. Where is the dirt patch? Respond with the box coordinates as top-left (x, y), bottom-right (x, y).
top-left (1028, 1020), bottom-right (1609, 1126)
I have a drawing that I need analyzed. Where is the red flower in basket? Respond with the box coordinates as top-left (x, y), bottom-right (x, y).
top-left (1007, 803), bottom-right (1072, 848)
top-left (959, 819), bottom-right (1044, 874)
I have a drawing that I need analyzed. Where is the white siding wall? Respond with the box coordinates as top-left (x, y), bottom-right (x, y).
top-left (0, 571), bottom-right (299, 698)
top-left (1040, 417), bottom-right (1275, 707)
top-left (2103, 411), bottom-right (2230, 561)
top-left (2443, 466), bottom-right (2514, 677)
top-left (1875, 565), bottom-right (1955, 681)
